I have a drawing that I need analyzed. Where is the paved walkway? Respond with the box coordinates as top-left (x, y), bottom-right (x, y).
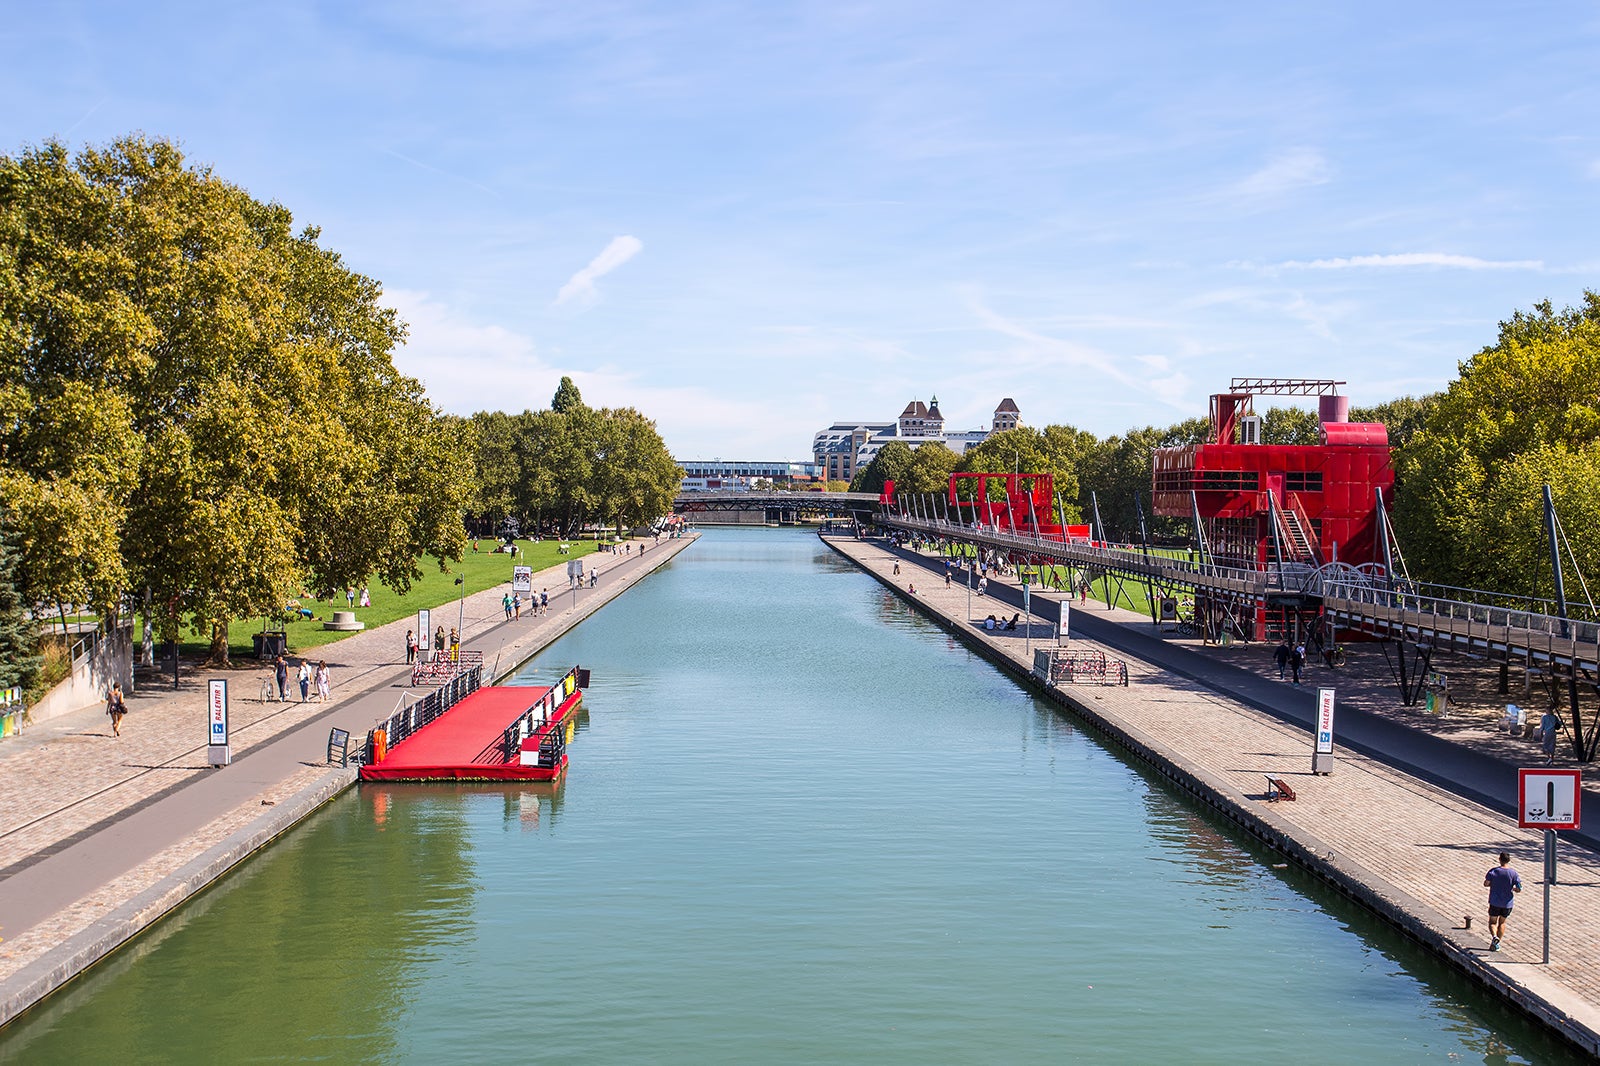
top-left (834, 534), bottom-right (1600, 1053)
top-left (0, 535), bottom-right (696, 994)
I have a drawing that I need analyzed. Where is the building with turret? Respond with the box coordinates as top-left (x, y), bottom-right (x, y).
top-left (813, 396), bottom-right (1021, 483)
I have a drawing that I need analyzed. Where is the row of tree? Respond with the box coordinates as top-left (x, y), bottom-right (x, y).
top-left (0, 136), bottom-right (678, 684)
top-left (459, 377), bottom-right (681, 539)
top-left (852, 293), bottom-right (1600, 607)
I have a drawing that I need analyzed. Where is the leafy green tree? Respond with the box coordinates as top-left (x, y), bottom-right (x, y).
top-left (1260, 406), bottom-right (1320, 445)
top-left (1394, 293), bottom-right (1600, 590)
top-left (1077, 418), bottom-right (1208, 540)
top-left (901, 442), bottom-right (960, 495)
top-left (551, 376), bottom-right (584, 414)
top-left (0, 520), bottom-right (41, 697)
top-left (0, 136), bottom-right (471, 663)
top-left (850, 440), bottom-right (914, 495)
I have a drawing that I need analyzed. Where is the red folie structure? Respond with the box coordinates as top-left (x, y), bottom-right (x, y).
top-left (1151, 380), bottom-right (1394, 639)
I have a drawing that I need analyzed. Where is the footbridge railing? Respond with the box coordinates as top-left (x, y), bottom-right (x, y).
top-left (1321, 579), bottom-right (1600, 675)
top-left (878, 513), bottom-right (1600, 676)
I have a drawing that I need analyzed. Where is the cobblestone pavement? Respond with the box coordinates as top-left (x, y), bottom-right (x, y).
top-left (835, 535), bottom-right (1600, 1044)
top-left (0, 535), bottom-right (696, 984)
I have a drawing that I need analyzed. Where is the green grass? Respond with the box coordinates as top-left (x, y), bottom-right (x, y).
top-left (139, 538), bottom-right (602, 663)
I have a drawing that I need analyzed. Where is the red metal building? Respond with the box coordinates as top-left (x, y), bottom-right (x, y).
top-left (1151, 379), bottom-right (1393, 639)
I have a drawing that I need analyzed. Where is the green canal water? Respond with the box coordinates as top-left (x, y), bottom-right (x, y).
top-left (0, 529), bottom-right (1576, 1063)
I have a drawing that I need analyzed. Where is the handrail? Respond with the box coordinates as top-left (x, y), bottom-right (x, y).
top-left (361, 665), bottom-right (483, 764)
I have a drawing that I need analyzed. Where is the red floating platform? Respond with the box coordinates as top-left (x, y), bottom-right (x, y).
top-left (360, 673), bottom-right (583, 783)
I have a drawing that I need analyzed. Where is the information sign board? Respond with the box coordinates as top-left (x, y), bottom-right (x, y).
top-left (207, 678), bottom-right (231, 766)
top-left (207, 679), bottom-right (229, 745)
top-left (417, 608), bottom-right (431, 662)
top-left (512, 566), bottom-right (533, 594)
top-left (1315, 688), bottom-right (1335, 754)
top-left (1518, 769), bottom-right (1582, 830)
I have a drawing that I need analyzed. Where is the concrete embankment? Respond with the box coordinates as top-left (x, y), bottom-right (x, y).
top-left (0, 533), bottom-right (699, 1029)
top-left (823, 533), bottom-right (1600, 1057)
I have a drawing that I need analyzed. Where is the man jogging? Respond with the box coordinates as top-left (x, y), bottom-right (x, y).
top-left (1483, 851), bottom-right (1522, 952)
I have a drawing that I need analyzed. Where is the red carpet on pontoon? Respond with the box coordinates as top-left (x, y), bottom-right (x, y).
top-left (361, 685), bottom-right (572, 781)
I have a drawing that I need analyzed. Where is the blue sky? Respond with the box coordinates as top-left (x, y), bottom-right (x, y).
top-left (5, 2), bottom-right (1597, 459)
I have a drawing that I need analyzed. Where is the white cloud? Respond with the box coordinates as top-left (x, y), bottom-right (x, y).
top-left (1232, 148), bottom-right (1331, 198)
top-left (963, 290), bottom-right (1192, 412)
top-left (554, 235), bottom-right (644, 308)
top-left (384, 289), bottom-right (772, 455)
top-left (1276, 252), bottom-right (1544, 271)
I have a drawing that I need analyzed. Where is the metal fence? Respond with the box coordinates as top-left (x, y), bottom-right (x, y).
top-left (360, 665), bottom-right (483, 764)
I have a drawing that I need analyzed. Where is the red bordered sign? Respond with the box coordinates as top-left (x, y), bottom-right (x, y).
top-left (1517, 768), bottom-right (1581, 830)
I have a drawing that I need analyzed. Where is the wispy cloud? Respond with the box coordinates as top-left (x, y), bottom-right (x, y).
top-left (963, 290), bottom-right (1192, 411)
top-left (1277, 252), bottom-right (1544, 271)
top-left (555, 235), bottom-right (644, 308)
top-left (1232, 148), bottom-right (1331, 198)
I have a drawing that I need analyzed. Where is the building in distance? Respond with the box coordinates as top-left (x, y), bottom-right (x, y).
top-left (813, 396), bottom-right (1021, 483)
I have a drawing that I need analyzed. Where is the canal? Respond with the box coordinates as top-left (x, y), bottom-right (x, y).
top-left (0, 528), bottom-right (1574, 1063)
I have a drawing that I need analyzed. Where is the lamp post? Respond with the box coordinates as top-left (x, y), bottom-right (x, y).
top-left (454, 573), bottom-right (465, 656)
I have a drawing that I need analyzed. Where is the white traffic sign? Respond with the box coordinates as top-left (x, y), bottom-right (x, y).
top-left (1518, 769), bottom-right (1581, 830)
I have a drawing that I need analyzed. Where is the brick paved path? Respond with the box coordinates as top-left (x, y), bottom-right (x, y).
top-left (833, 534), bottom-right (1600, 1049)
top-left (0, 535), bottom-right (695, 984)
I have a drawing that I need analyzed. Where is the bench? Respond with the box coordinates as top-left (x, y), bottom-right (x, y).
top-left (1265, 776), bottom-right (1297, 802)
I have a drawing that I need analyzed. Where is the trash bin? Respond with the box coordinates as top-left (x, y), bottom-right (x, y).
top-left (253, 631), bottom-right (288, 659)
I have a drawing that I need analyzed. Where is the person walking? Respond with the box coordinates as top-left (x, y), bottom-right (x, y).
top-left (345, 587), bottom-right (356, 610)
top-left (589, 568), bottom-right (597, 588)
top-left (893, 561), bottom-right (900, 576)
top-left (541, 588), bottom-right (549, 611)
top-left (944, 570), bottom-right (951, 587)
top-left (1078, 576), bottom-right (1090, 606)
top-left (316, 660), bottom-right (331, 702)
top-left (297, 659), bottom-right (312, 702)
top-left (405, 629), bottom-right (416, 665)
top-left (1539, 709), bottom-right (1561, 765)
top-left (1274, 640), bottom-right (1291, 680)
top-left (1483, 852), bottom-right (1523, 951)
top-left (274, 653), bottom-right (290, 700)
top-left (502, 592), bottom-right (512, 620)
top-left (513, 592), bottom-right (523, 619)
top-left (1289, 643), bottom-right (1305, 686)
top-left (106, 682), bottom-right (127, 737)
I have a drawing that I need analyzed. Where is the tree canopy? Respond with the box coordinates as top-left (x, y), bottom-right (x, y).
top-left (463, 381), bottom-right (680, 538)
top-left (0, 136), bottom-right (471, 662)
top-left (1394, 292), bottom-right (1600, 594)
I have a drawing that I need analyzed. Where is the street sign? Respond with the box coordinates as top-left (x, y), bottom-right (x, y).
top-left (1312, 687), bottom-right (1336, 774)
top-left (512, 565), bottom-right (533, 594)
top-left (207, 678), bottom-right (231, 767)
top-left (1518, 769), bottom-right (1582, 830)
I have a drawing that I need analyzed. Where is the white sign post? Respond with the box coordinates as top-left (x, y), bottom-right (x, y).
top-left (1518, 768), bottom-right (1582, 965)
top-left (207, 678), bottom-right (231, 767)
top-left (417, 608), bottom-right (431, 662)
top-left (512, 565), bottom-right (533, 594)
top-left (1311, 687), bottom-right (1336, 775)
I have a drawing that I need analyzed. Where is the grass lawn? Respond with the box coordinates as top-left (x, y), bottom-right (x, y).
top-left (139, 538), bottom-right (601, 663)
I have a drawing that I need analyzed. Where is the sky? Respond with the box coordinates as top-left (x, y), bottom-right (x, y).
top-left (4, 2), bottom-right (1598, 459)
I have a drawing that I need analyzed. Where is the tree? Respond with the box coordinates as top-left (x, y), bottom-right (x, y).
top-left (901, 442), bottom-right (960, 495)
top-left (0, 520), bottom-right (41, 698)
top-left (0, 136), bottom-right (471, 663)
top-left (1076, 418), bottom-right (1209, 541)
top-left (1394, 293), bottom-right (1600, 590)
top-left (1260, 406), bottom-right (1320, 445)
top-left (850, 440), bottom-right (914, 496)
top-left (551, 376), bottom-right (584, 414)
